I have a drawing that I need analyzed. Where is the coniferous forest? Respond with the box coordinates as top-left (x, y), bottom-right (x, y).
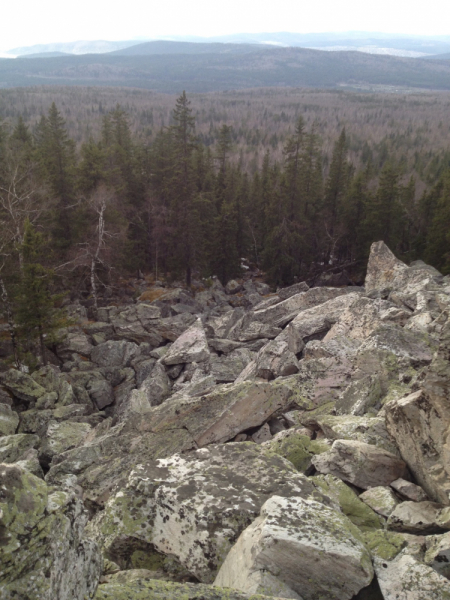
top-left (1, 88), bottom-right (450, 365)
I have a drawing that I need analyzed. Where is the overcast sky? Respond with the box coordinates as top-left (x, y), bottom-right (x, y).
top-left (2, 0), bottom-right (449, 52)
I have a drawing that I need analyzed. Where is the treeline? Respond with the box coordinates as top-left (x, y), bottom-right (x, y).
top-left (1, 92), bottom-right (450, 361)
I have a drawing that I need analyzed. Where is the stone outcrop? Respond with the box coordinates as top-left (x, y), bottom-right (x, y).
top-left (2, 241), bottom-right (450, 598)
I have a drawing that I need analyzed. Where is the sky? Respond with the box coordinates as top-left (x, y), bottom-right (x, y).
top-left (2, 0), bottom-right (449, 52)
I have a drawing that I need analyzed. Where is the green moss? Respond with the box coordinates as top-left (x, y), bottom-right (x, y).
top-left (262, 433), bottom-right (329, 473)
top-left (312, 474), bottom-right (383, 532)
top-left (362, 529), bottom-right (405, 560)
top-left (94, 578), bottom-right (288, 599)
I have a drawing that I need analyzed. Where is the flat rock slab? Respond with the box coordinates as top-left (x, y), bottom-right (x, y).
top-left (89, 443), bottom-right (327, 583)
top-left (214, 495), bottom-right (373, 600)
top-left (359, 486), bottom-right (400, 518)
top-left (94, 578), bottom-right (283, 600)
top-left (312, 439), bottom-right (406, 489)
top-left (139, 379), bottom-right (297, 447)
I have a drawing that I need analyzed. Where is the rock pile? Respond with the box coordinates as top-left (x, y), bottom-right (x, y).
top-left (1, 241), bottom-right (450, 599)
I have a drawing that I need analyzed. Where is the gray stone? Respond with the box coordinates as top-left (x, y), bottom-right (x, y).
top-left (424, 532), bottom-right (450, 580)
top-left (162, 318), bottom-right (210, 365)
top-left (255, 339), bottom-right (300, 380)
top-left (0, 433), bottom-right (39, 463)
top-left (375, 553), bottom-right (450, 600)
top-left (390, 478), bottom-right (429, 502)
top-left (387, 501), bottom-right (450, 534)
top-left (91, 340), bottom-right (141, 368)
top-left (0, 369), bottom-right (46, 403)
top-left (225, 279), bottom-right (242, 294)
top-left (0, 403), bottom-right (19, 436)
top-left (0, 464), bottom-right (102, 600)
top-left (277, 281), bottom-right (309, 300)
top-left (88, 443), bottom-right (327, 583)
top-left (359, 487), bottom-right (400, 517)
top-left (312, 439), bottom-right (406, 489)
top-left (214, 495), bottom-right (373, 600)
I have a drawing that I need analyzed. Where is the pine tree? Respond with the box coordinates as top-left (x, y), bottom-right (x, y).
top-left (14, 220), bottom-right (66, 367)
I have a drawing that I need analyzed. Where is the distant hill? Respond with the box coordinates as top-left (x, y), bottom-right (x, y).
top-left (6, 40), bottom-right (144, 57)
top-left (20, 51), bottom-right (71, 59)
top-left (7, 32), bottom-right (450, 59)
top-left (425, 52), bottom-right (450, 60)
top-left (109, 40), bottom-right (260, 56)
top-left (1, 44), bottom-right (450, 93)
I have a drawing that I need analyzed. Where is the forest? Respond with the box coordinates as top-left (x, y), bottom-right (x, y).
top-left (0, 87), bottom-right (450, 366)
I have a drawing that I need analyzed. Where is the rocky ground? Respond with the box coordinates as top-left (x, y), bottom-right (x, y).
top-left (1, 241), bottom-right (450, 599)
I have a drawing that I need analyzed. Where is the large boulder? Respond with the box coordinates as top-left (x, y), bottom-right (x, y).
top-left (384, 316), bottom-right (450, 504)
top-left (0, 403), bottom-right (19, 436)
top-left (88, 443), bottom-right (327, 583)
top-left (375, 552), bottom-right (450, 600)
top-left (312, 439), bottom-right (406, 489)
top-left (0, 463), bottom-right (102, 599)
top-left (214, 495), bottom-right (373, 600)
top-left (162, 318), bottom-right (210, 365)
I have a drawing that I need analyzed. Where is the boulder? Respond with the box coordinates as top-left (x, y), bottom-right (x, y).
top-left (253, 287), bottom-right (352, 328)
top-left (209, 348), bottom-right (254, 383)
top-left (136, 379), bottom-right (298, 447)
top-left (56, 331), bottom-right (93, 360)
top-left (162, 318), bottom-right (210, 365)
top-left (39, 420), bottom-right (92, 466)
top-left (262, 429), bottom-right (330, 474)
top-left (359, 487), bottom-right (400, 518)
top-left (214, 495), bottom-right (373, 600)
top-left (375, 553), bottom-right (450, 600)
top-left (287, 293), bottom-right (360, 353)
top-left (277, 281), bottom-right (309, 300)
top-left (387, 501), bottom-right (450, 534)
top-left (390, 478), bottom-right (429, 502)
top-left (91, 340), bottom-right (141, 368)
top-left (424, 532), bottom-right (450, 580)
top-left (0, 403), bottom-right (19, 436)
top-left (88, 443), bottom-right (327, 583)
top-left (0, 433), bottom-right (39, 463)
top-left (225, 279), bottom-right (242, 294)
top-left (312, 440), bottom-right (406, 489)
top-left (255, 339), bottom-right (299, 380)
top-left (0, 368), bottom-right (46, 403)
top-left (0, 464), bottom-right (102, 599)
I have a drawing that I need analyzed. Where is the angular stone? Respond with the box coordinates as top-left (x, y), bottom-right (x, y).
top-left (39, 420), bottom-right (92, 465)
top-left (88, 443), bottom-right (327, 583)
top-left (303, 414), bottom-right (399, 455)
top-left (140, 379), bottom-right (298, 447)
top-left (0, 464), bottom-right (102, 600)
top-left (387, 501), bottom-right (450, 534)
top-left (365, 241), bottom-right (410, 293)
top-left (312, 439), bottom-right (406, 489)
top-left (389, 480), bottom-right (427, 505)
top-left (225, 279), bottom-right (242, 294)
top-left (162, 318), bottom-right (209, 365)
top-left (254, 287), bottom-right (352, 328)
top-left (255, 339), bottom-right (299, 380)
top-left (277, 281), bottom-right (309, 300)
top-left (287, 293), bottom-right (360, 352)
top-left (251, 423), bottom-right (272, 444)
top-left (0, 368), bottom-right (46, 403)
top-left (214, 495), bottom-right (373, 600)
top-left (91, 340), bottom-right (141, 368)
top-left (56, 330), bottom-right (93, 359)
top-left (0, 433), bottom-right (39, 463)
top-left (209, 348), bottom-right (254, 383)
top-left (359, 487), bottom-right (400, 517)
top-left (0, 403), bottom-right (19, 436)
top-left (424, 532), bottom-right (450, 580)
top-left (375, 553), bottom-right (450, 600)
